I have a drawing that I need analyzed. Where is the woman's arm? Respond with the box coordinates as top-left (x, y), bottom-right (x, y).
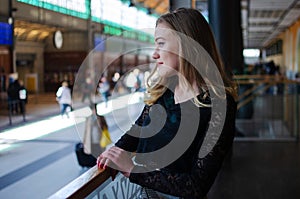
top-left (114, 105), bottom-right (150, 152)
top-left (129, 130), bottom-right (233, 198)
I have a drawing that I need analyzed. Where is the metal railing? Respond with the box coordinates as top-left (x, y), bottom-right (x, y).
top-left (234, 75), bottom-right (299, 141)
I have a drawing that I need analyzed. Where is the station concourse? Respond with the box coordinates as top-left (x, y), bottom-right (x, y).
top-left (0, 0), bottom-right (300, 198)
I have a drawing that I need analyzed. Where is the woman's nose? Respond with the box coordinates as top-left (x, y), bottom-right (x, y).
top-left (152, 51), bottom-right (160, 59)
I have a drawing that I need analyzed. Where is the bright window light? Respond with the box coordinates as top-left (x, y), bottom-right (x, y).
top-left (243, 49), bottom-right (260, 57)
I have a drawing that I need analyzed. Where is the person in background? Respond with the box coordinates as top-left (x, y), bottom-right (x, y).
top-left (98, 76), bottom-right (110, 108)
top-left (56, 81), bottom-right (72, 118)
top-left (81, 77), bottom-right (93, 103)
top-left (295, 72), bottom-right (300, 94)
top-left (7, 79), bottom-right (21, 114)
top-left (97, 8), bottom-right (237, 199)
top-left (0, 67), bottom-right (6, 92)
top-left (83, 103), bottom-right (104, 157)
top-left (18, 80), bottom-right (27, 114)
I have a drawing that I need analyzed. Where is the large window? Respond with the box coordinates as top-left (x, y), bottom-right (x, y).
top-left (101, 0), bottom-right (123, 25)
top-left (17, 0), bottom-right (156, 41)
top-left (91, 0), bottom-right (156, 31)
top-left (266, 40), bottom-right (283, 56)
top-left (17, 0), bottom-right (90, 19)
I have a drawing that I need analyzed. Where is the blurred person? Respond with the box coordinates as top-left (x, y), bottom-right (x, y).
top-left (296, 72), bottom-right (300, 94)
top-left (81, 76), bottom-right (93, 103)
top-left (56, 81), bottom-right (72, 118)
top-left (112, 72), bottom-right (121, 93)
top-left (18, 80), bottom-right (28, 114)
top-left (7, 79), bottom-right (21, 114)
top-left (0, 67), bottom-right (6, 92)
top-left (98, 76), bottom-right (110, 108)
top-left (125, 71), bottom-right (139, 93)
top-left (97, 8), bottom-right (237, 198)
top-left (83, 103), bottom-right (111, 157)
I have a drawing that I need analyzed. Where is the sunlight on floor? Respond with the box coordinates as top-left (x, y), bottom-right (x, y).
top-left (0, 92), bottom-right (144, 152)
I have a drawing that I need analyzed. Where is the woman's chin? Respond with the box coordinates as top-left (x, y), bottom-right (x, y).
top-left (157, 68), bottom-right (176, 78)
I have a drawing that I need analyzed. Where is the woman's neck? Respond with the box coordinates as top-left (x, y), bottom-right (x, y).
top-left (174, 80), bottom-right (199, 104)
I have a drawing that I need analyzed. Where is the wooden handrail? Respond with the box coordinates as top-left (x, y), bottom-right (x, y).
top-left (238, 84), bottom-right (260, 101)
top-left (234, 75), bottom-right (299, 110)
top-left (50, 166), bottom-right (142, 199)
top-left (233, 74), bottom-right (299, 84)
top-left (237, 84), bottom-right (273, 110)
top-left (49, 166), bottom-right (110, 199)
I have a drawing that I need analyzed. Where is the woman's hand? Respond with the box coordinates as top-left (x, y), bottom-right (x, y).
top-left (97, 146), bottom-right (134, 178)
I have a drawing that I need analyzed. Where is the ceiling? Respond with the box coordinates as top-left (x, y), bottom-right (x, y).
top-left (14, 0), bottom-right (300, 50)
top-left (14, 20), bottom-right (59, 42)
top-left (133, 0), bottom-right (300, 49)
top-left (134, 0), bottom-right (169, 14)
top-left (241, 0), bottom-right (300, 49)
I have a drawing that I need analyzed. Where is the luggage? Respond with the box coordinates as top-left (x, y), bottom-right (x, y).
top-left (75, 142), bottom-right (97, 168)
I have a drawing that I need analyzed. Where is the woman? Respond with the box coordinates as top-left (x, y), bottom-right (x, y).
top-left (97, 8), bottom-right (237, 198)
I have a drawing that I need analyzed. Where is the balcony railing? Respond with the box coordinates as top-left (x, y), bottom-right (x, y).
top-left (234, 75), bottom-right (299, 141)
top-left (50, 74), bottom-right (300, 198)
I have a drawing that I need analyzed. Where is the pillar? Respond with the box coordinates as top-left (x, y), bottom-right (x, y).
top-left (208, 0), bottom-right (244, 75)
top-left (169, 0), bottom-right (192, 11)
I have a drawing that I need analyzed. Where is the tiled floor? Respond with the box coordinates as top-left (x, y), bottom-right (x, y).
top-left (0, 92), bottom-right (143, 198)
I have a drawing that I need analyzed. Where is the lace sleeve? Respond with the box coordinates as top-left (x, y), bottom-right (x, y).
top-left (129, 134), bottom-right (232, 198)
top-left (129, 97), bottom-right (236, 198)
top-left (115, 105), bottom-right (150, 152)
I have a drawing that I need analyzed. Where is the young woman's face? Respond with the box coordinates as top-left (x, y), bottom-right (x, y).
top-left (153, 22), bottom-right (180, 77)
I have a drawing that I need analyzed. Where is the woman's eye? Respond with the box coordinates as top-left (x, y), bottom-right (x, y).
top-left (157, 42), bottom-right (164, 46)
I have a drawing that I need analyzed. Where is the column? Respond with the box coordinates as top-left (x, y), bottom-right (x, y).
top-left (208, 0), bottom-right (244, 75)
top-left (169, 0), bottom-right (192, 11)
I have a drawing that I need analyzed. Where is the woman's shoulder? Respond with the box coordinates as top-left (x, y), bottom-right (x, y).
top-left (156, 88), bottom-right (175, 104)
top-left (225, 93), bottom-right (237, 107)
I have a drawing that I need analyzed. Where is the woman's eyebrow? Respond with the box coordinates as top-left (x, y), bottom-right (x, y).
top-left (155, 37), bottom-right (165, 42)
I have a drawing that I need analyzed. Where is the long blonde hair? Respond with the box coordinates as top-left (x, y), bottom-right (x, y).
top-left (144, 8), bottom-right (237, 106)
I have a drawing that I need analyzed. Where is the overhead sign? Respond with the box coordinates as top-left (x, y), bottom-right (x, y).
top-left (0, 22), bottom-right (13, 45)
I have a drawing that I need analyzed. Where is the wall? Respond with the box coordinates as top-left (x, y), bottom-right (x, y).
top-left (13, 1), bottom-right (87, 31)
top-left (278, 18), bottom-right (300, 78)
top-left (0, 0), bottom-right (9, 19)
top-left (45, 31), bottom-right (88, 52)
top-left (15, 41), bottom-right (44, 92)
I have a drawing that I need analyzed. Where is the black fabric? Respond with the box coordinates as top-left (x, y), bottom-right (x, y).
top-left (75, 142), bottom-right (97, 167)
top-left (115, 90), bottom-right (237, 198)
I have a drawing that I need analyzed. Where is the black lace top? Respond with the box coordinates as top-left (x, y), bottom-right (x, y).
top-left (115, 88), bottom-right (237, 199)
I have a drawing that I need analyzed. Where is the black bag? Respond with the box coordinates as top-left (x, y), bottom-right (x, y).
top-left (75, 142), bottom-right (97, 168)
